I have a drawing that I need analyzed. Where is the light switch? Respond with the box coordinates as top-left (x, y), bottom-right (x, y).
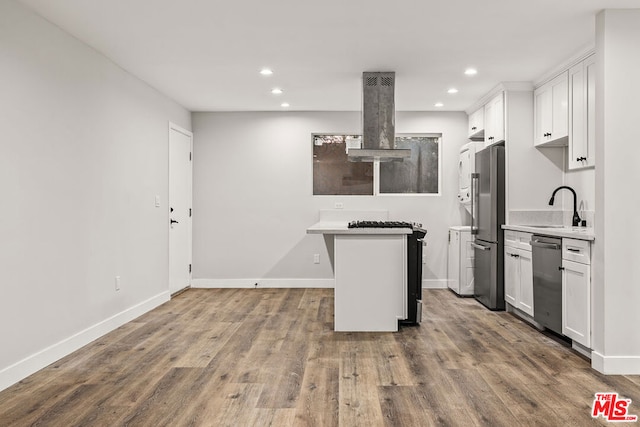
top-left (155, 195), bottom-right (160, 207)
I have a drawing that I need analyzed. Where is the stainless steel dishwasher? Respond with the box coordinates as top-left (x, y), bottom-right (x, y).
top-left (531, 235), bottom-right (563, 335)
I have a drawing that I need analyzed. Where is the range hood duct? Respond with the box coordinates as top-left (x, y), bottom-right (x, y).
top-left (348, 71), bottom-right (411, 162)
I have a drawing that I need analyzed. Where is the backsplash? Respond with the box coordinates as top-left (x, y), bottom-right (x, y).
top-left (509, 210), bottom-right (595, 227)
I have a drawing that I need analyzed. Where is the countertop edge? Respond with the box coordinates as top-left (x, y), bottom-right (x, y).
top-left (502, 224), bottom-right (595, 241)
top-left (307, 221), bottom-right (413, 235)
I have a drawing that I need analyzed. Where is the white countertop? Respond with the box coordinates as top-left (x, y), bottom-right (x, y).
top-left (502, 224), bottom-right (595, 241)
top-left (307, 221), bottom-right (412, 235)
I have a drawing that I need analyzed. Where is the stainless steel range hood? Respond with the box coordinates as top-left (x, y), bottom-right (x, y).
top-left (348, 72), bottom-right (411, 162)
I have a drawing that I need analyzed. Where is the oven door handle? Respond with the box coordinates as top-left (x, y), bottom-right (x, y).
top-left (471, 242), bottom-right (490, 251)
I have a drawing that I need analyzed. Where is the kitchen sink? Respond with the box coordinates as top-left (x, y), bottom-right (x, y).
top-left (521, 225), bottom-right (564, 228)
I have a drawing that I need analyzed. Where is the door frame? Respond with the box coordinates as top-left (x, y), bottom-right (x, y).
top-left (168, 122), bottom-right (193, 295)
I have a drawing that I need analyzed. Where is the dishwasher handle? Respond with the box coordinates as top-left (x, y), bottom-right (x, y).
top-left (471, 242), bottom-right (490, 251)
top-left (530, 240), bottom-right (561, 250)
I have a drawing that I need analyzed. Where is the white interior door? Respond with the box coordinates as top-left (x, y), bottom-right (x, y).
top-left (169, 123), bottom-right (192, 295)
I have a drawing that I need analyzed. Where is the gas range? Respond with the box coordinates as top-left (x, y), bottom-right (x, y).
top-left (348, 220), bottom-right (425, 233)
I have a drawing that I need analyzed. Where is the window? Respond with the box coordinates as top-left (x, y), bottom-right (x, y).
top-left (380, 135), bottom-right (440, 194)
top-left (313, 133), bottom-right (441, 196)
top-left (312, 135), bottom-right (373, 195)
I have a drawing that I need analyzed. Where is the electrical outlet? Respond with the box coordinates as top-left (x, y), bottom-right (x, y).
top-left (334, 202), bottom-right (344, 209)
top-left (115, 276), bottom-right (121, 291)
top-left (313, 254), bottom-right (320, 264)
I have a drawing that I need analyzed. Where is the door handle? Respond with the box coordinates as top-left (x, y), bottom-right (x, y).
top-left (471, 173), bottom-right (479, 235)
top-left (170, 219), bottom-right (179, 225)
top-left (471, 242), bottom-right (490, 251)
top-left (530, 241), bottom-right (561, 250)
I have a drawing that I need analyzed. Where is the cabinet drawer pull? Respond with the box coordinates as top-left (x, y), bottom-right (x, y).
top-left (559, 266), bottom-right (565, 271)
top-left (471, 126), bottom-right (477, 130)
top-left (567, 248), bottom-right (581, 253)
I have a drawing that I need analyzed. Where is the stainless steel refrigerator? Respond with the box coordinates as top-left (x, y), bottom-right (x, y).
top-left (471, 145), bottom-right (505, 310)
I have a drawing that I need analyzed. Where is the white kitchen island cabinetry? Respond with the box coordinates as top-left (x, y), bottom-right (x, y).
top-left (334, 234), bottom-right (407, 331)
top-left (307, 211), bottom-right (412, 332)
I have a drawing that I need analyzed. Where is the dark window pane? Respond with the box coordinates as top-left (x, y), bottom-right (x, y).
top-left (379, 136), bottom-right (440, 194)
top-left (313, 135), bottom-right (373, 195)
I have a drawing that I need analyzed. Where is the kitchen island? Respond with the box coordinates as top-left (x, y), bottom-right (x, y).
top-left (307, 210), bottom-right (413, 332)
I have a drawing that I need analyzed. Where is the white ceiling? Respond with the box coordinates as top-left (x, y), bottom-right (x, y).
top-left (18, 0), bottom-right (640, 112)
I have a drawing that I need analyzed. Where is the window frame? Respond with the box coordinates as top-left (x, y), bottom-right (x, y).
top-left (311, 132), bottom-right (442, 197)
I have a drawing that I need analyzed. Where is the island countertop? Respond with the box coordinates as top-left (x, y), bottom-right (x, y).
top-left (306, 221), bottom-right (412, 235)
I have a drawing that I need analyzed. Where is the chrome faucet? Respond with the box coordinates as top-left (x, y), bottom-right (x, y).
top-left (549, 186), bottom-right (581, 226)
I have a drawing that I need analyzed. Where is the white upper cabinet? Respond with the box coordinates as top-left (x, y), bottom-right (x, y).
top-left (468, 107), bottom-right (485, 140)
top-left (568, 54), bottom-right (596, 170)
top-left (534, 71), bottom-right (569, 146)
top-left (484, 92), bottom-right (505, 147)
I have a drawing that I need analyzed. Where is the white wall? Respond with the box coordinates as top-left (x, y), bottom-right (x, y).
top-left (191, 111), bottom-right (468, 288)
top-left (565, 164), bottom-right (595, 223)
top-left (0, 0), bottom-right (191, 390)
top-left (592, 9), bottom-right (640, 374)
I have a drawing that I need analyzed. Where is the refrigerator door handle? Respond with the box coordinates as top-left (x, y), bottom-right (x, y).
top-left (471, 172), bottom-right (479, 235)
top-left (471, 242), bottom-right (490, 251)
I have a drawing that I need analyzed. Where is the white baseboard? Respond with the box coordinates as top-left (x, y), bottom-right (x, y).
top-left (191, 278), bottom-right (335, 289)
top-left (422, 279), bottom-right (448, 289)
top-left (0, 291), bottom-right (170, 393)
top-left (591, 351), bottom-right (640, 375)
top-left (191, 278), bottom-right (448, 290)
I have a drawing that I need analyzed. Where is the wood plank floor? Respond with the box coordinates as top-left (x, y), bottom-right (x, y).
top-left (1, 288), bottom-right (639, 426)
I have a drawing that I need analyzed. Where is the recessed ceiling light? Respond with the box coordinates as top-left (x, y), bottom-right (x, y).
top-left (260, 68), bottom-right (273, 76)
top-left (447, 88), bottom-right (459, 94)
top-left (281, 102), bottom-right (290, 108)
top-left (271, 88), bottom-right (283, 95)
top-left (464, 68), bottom-right (478, 76)
top-left (435, 102), bottom-right (444, 108)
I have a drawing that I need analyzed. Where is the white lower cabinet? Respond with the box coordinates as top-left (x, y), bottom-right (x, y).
top-left (518, 249), bottom-right (534, 316)
top-left (504, 231), bottom-right (534, 317)
top-left (562, 240), bottom-right (591, 348)
top-left (504, 246), bottom-right (519, 307)
top-left (448, 227), bottom-right (474, 296)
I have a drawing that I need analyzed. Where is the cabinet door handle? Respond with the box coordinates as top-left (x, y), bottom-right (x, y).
top-left (577, 156), bottom-right (587, 162)
top-left (471, 126), bottom-right (477, 130)
top-left (558, 266), bottom-right (565, 271)
top-left (488, 136), bottom-right (494, 141)
top-left (510, 253), bottom-right (520, 258)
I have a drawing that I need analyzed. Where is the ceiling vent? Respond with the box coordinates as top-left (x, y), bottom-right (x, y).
top-left (348, 72), bottom-right (410, 162)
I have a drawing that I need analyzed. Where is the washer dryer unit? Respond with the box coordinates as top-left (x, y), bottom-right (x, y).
top-left (458, 142), bottom-right (484, 213)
